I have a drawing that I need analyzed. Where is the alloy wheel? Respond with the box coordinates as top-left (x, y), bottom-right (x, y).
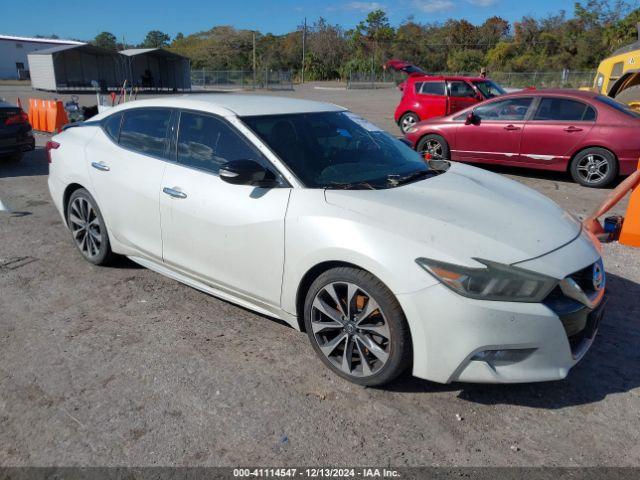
top-left (69, 197), bottom-right (103, 260)
top-left (420, 139), bottom-right (443, 159)
top-left (310, 282), bottom-right (391, 377)
top-left (401, 115), bottom-right (417, 133)
top-left (576, 154), bottom-right (609, 184)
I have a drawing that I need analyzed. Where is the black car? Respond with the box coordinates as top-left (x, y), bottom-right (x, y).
top-left (0, 100), bottom-right (35, 161)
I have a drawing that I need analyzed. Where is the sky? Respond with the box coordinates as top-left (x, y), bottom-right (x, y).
top-left (0, 0), bottom-right (581, 44)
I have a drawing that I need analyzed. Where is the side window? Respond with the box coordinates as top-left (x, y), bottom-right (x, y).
top-left (413, 82), bottom-right (424, 94)
top-left (474, 98), bottom-right (533, 121)
top-left (119, 108), bottom-right (172, 157)
top-left (103, 113), bottom-right (122, 142)
top-left (420, 81), bottom-right (446, 96)
top-left (448, 81), bottom-right (476, 98)
top-left (533, 98), bottom-right (596, 122)
top-left (177, 111), bottom-right (270, 174)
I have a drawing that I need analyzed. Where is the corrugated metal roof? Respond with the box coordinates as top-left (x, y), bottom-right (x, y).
top-left (119, 48), bottom-right (187, 59)
top-left (28, 44), bottom-right (117, 55)
top-left (0, 34), bottom-right (83, 45)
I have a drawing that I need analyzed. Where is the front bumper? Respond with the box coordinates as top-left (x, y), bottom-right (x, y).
top-left (397, 269), bottom-right (604, 384)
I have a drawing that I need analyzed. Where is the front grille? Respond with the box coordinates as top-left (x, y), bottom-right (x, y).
top-left (543, 260), bottom-right (606, 357)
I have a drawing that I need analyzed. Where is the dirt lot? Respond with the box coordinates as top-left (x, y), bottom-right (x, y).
top-left (1, 83), bottom-right (639, 467)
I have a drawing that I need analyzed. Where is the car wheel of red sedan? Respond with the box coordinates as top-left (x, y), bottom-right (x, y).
top-left (417, 134), bottom-right (450, 160)
top-left (399, 112), bottom-right (419, 134)
top-left (570, 148), bottom-right (618, 188)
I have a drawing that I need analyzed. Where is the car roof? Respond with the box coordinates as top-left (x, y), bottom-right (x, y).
top-left (92, 94), bottom-right (346, 120)
top-left (409, 75), bottom-right (488, 82)
top-left (503, 88), bottom-right (599, 100)
top-left (0, 100), bottom-right (18, 109)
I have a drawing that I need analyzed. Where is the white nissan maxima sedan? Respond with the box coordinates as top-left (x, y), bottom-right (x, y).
top-left (47, 95), bottom-right (606, 386)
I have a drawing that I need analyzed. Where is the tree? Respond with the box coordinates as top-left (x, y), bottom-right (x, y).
top-left (93, 31), bottom-right (117, 51)
top-left (142, 30), bottom-right (171, 48)
top-left (447, 49), bottom-right (486, 72)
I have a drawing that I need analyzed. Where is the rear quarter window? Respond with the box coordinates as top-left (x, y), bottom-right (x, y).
top-left (102, 113), bottom-right (122, 141)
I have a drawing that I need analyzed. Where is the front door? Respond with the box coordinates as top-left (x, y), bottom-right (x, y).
top-left (87, 108), bottom-right (172, 261)
top-left (159, 110), bottom-right (291, 307)
top-left (519, 97), bottom-right (595, 168)
top-left (447, 80), bottom-right (478, 115)
top-left (452, 97), bottom-right (534, 164)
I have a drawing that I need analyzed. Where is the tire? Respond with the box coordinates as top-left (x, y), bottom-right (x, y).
top-left (399, 112), bottom-right (419, 134)
top-left (416, 134), bottom-right (450, 160)
top-left (303, 267), bottom-right (412, 387)
top-left (614, 85), bottom-right (640, 106)
top-left (569, 148), bottom-right (618, 188)
top-left (66, 188), bottom-right (115, 265)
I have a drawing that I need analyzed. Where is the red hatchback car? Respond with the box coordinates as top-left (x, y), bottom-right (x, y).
top-left (404, 89), bottom-right (640, 188)
top-left (394, 75), bottom-right (506, 134)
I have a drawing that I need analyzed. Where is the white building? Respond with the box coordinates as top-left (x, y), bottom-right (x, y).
top-left (0, 35), bottom-right (84, 80)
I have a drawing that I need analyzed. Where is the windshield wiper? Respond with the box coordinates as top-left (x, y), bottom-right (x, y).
top-left (327, 181), bottom-right (377, 190)
top-left (388, 169), bottom-right (435, 186)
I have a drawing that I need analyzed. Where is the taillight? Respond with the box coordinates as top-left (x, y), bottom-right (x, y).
top-left (5, 110), bottom-right (29, 125)
top-left (45, 140), bottom-right (60, 164)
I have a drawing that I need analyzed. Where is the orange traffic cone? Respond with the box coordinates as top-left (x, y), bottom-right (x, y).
top-left (53, 100), bottom-right (69, 132)
top-left (37, 99), bottom-right (48, 132)
top-left (27, 98), bottom-right (36, 128)
top-left (619, 160), bottom-right (640, 248)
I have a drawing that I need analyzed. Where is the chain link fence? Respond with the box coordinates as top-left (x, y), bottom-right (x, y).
top-left (191, 69), bottom-right (294, 91)
top-left (347, 70), bottom-right (596, 90)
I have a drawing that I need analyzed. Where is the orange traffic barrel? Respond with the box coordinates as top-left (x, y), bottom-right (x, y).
top-left (619, 160), bottom-right (640, 248)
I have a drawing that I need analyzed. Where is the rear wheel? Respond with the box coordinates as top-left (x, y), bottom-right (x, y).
top-left (303, 267), bottom-right (412, 387)
top-left (570, 148), bottom-right (618, 188)
top-left (66, 188), bottom-right (115, 265)
top-left (417, 134), bottom-right (450, 160)
top-left (399, 112), bottom-right (419, 134)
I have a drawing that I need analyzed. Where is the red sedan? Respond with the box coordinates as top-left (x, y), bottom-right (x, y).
top-left (404, 89), bottom-right (640, 187)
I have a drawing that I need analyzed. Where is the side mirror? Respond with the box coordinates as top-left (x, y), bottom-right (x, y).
top-left (219, 160), bottom-right (279, 188)
top-left (465, 112), bottom-right (479, 125)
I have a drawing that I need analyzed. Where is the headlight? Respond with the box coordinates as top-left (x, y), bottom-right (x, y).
top-left (415, 257), bottom-right (558, 302)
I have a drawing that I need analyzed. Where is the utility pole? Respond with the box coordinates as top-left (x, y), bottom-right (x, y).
top-left (301, 17), bottom-right (306, 84)
top-left (252, 31), bottom-right (256, 89)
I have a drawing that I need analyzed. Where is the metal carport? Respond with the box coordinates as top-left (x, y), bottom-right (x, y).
top-left (120, 48), bottom-right (191, 91)
top-left (28, 44), bottom-right (125, 91)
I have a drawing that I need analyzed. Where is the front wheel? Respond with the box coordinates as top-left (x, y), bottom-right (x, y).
top-left (569, 148), bottom-right (618, 188)
top-left (416, 134), bottom-right (450, 160)
top-left (66, 188), bottom-right (115, 265)
top-left (303, 267), bottom-right (412, 387)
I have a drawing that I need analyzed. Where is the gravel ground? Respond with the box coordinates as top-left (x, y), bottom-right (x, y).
top-left (0, 84), bottom-right (639, 467)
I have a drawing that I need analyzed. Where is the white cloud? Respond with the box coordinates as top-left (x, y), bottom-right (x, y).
top-left (345, 1), bottom-right (385, 12)
top-left (412, 0), bottom-right (455, 13)
top-left (467, 0), bottom-right (497, 5)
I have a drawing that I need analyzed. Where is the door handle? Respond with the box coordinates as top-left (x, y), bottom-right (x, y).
top-left (563, 126), bottom-right (583, 132)
top-left (504, 125), bottom-right (520, 131)
top-left (163, 187), bottom-right (187, 199)
top-left (91, 161), bottom-right (110, 171)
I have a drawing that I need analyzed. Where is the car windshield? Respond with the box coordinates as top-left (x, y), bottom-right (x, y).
top-left (595, 95), bottom-right (640, 118)
top-left (241, 111), bottom-right (433, 189)
top-left (472, 80), bottom-right (506, 98)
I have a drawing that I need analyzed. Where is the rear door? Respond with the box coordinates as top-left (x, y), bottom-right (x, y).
top-left (519, 97), bottom-right (595, 167)
top-left (87, 108), bottom-right (172, 261)
top-left (416, 81), bottom-right (448, 119)
top-left (447, 81), bottom-right (478, 114)
top-left (452, 97), bottom-right (533, 163)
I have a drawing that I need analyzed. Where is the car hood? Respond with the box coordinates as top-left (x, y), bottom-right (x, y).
top-left (324, 162), bottom-right (581, 267)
